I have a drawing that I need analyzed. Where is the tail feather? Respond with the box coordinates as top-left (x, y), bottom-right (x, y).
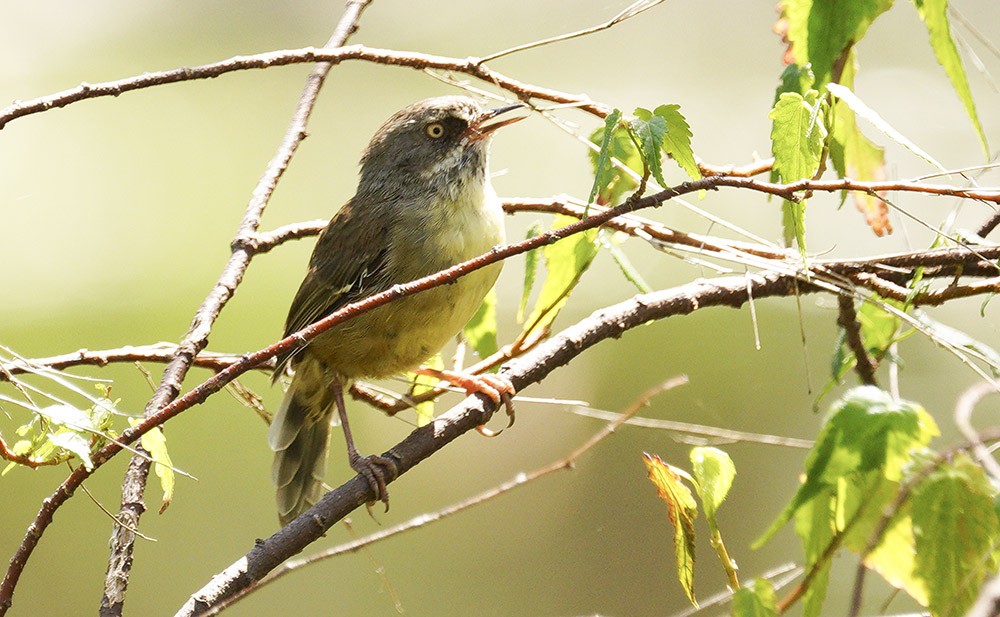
top-left (270, 373), bottom-right (334, 526)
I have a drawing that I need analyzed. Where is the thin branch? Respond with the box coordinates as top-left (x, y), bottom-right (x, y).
top-left (954, 381), bottom-right (1000, 483)
top-left (200, 376), bottom-right (688, 615)
top-left (836, 295), bottom-right (879, 386)
top-left (0, 344), bottom-right (267, 380)
top-left (96, 3), bottom-right (376, 617)
top-left (0, 46), bottom-right (609, 131)
top-left (478, 0), bottom-right (667, 63)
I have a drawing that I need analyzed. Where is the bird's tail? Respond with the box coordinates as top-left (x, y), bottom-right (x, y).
top-left (269, 363), bottom-right (334, 526)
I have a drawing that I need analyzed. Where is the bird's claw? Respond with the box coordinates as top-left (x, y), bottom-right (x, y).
top-left (349, 453), bottom-right (397, 512)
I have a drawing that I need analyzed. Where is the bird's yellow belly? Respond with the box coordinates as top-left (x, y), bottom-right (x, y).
top-left (308, 260), bottom-right (501, 379)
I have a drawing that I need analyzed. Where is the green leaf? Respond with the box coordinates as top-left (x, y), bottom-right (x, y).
top-left (463, 288), bottom-right (499, 361)
top-left (653, 104), bottom-right (701, 181)
top-left (783, 0), bottom-right (895, 86)
top-left (770, 91), bottom-right (828, 253)
top-left (690, 446), bottom-right (735, 525)
top-left (912, 0), bottom-right (988, 155)
top-left (781, 199), bottom-right (807, 251)
top-left (631, 107), bottom-right (668, 188)
top-left (793, 485), bottom-right (836, 617)
top-left (757, 386), bottom-right (938, 546)
top-left (518, 222), bottom-right (543, 322)
top-left (644, 453), bottom-right (699, 607)
top-left (520, 214), bottom-right (600, 342)
top-left (913, 453), bottom-right (1000, 617)
top-left (588, 116), bottom-right (642, 205)
top-left (732, 579), bottom-right (778, 617)
top-left (588, 109), bottom-right (623, 206)
top-left (140, 425), bottom-right (175, 514)
top-left (770, 91), bottom-right (827, 182)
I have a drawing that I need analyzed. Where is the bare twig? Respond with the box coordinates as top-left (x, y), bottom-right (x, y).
top-left (954, 381), bottom-right (1000, 483)
top-left (95, 3), bottom-right (377, 617)
top-left (479, 0), bottom-right (667, 63)
top-left (837, 295), bottom-right (879, 386)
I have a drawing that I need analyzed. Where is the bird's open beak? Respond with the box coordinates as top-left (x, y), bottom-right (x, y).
top-left (466, 103), bottom-right (528, 141)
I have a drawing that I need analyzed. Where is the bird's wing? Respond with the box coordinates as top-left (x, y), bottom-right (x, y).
top-left (273, 198), bottom-right (392, 379)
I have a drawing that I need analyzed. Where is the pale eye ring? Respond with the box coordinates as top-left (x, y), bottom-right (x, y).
top-left (425, 122), bottom-right (445, 139)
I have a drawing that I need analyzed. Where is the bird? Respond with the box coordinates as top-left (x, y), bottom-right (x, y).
top-left (269, 95), bottom-right (525, 525)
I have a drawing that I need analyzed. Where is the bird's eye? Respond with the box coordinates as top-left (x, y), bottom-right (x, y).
top-left (425, 122), bottom-right (445, 139)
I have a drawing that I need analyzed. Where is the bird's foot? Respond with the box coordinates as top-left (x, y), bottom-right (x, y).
top-left (415, 368), bottom-right (516, 437)
top-left (348, 452), bottom-right (397, 511)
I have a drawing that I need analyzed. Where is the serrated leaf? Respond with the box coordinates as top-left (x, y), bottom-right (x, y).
top-left (631, 107), bottom-right (668, 188)
top-left (770, 91), bottom-right (827, 182)
top-left (732, 579), bottom-right (778, 617)
top-left (653, 104), bottom-right (701, 181)
top-left (644, 452), bottom-right (698, 607)
top-left (690, 447), bottom-right (735, 525)
top-left (140, 426), bottom-right (175, 514)
top-left (912, 0), bottom-right (988, 155)
top-left (757, 386), bottom-right (938, 546)
top-left (463, 288), bottom-right (499, 362)
top-left (588, 109), bottom-right (623, 207)
top-left (782, 0), bottom-right (894, 86)
top-left (518, 222), bottom-right (543, 322)
top-left (913, 453), bottom-right (1000, 617)
top-left (588, 117), bottom-right (642, 205)
top-left (770, 91), bottom-right (827, 254)
top-left (520, 215), bottom-right (599, 342)
top-left (842, 480), bottom-right (928, 606)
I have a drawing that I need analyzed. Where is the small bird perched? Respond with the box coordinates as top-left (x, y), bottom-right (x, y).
top-left (270, 96), bottom-right (525, 525)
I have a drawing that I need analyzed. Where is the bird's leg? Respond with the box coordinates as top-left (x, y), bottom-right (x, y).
top-left (333, 383), bottom-right (397, 510)
top-left (413, 367), bottom-right (516, 436)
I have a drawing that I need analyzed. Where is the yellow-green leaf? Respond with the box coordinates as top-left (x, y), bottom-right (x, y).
top-left (140, 426), bottom-right (175, 514)
top-left (520, 215), bottom-right (599, 342)
top-left (732, 578), bottom-right (778, 617)
top-left (689, 446), bottom-right (735, 525)
top-left (912, 0), bottom-right (988, 155)
top-left (463, 288), bottom-right (499, 362)
top-left (644, 452), bottom-right (699, 607)
top-left (654, 104), bottom-right (700, 181)
top-left (913, 453), bottom-right (1000, 617)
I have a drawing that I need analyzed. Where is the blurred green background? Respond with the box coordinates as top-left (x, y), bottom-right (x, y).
top-left (2, 1), bottom-right (999, 615)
